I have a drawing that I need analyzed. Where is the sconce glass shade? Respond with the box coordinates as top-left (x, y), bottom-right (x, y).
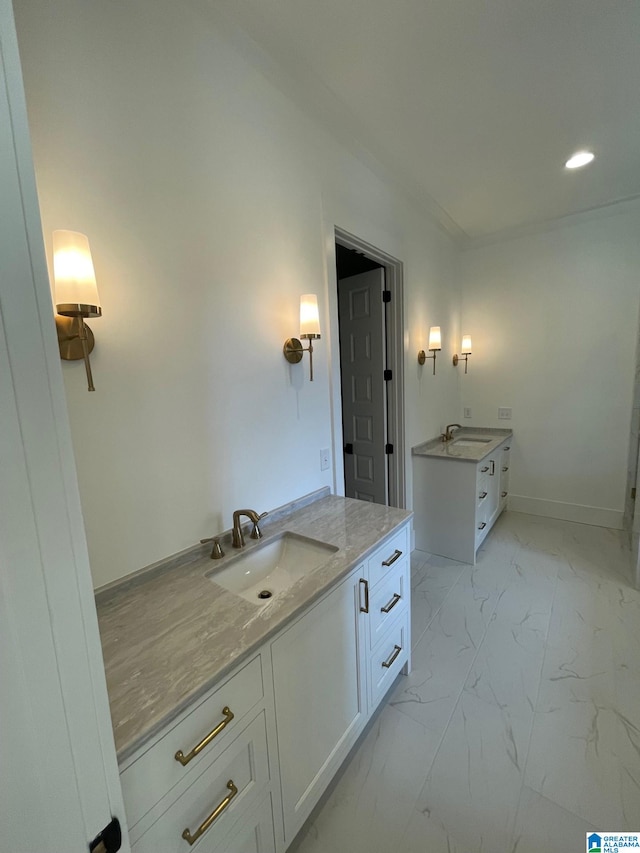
top-left (53, 230), bottom-right (101, 318)
top-left (428, 326), bottom-right (442, 351)
top-left (461, 334), bottom-right (472, 354)
top-left (300, 293), bottom-right (321, 338)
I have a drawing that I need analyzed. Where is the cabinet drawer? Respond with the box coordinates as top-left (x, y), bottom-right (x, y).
top-left (132, 712), bottom-right (270, 853)
top-left (368, 526), bottom-right (409, 589)
top-left (219, 793), bottom-right (275, 853)
top-left (475, 507), bottom-right (489, 548)
top-left (368, 560), bottom-right (409, 650)
top-left (476, 474), bottom-right (490, 509)
top-left (369, 612), bottom-right (409, 708)
top-left (122, 655), bottom-right (263, 831)
top-left (477, 461), bottom-right (491, 479)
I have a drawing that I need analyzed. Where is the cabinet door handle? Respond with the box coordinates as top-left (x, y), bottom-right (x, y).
top-left (382, 548), bottom-right (402, 567)
top-left (381, 644), bottom-right (402, 669)
top-left (480, 466), bottom-right (489, 473)
top-left (381, 592), bottom-right (402, 613)
top-left (502, 466), bottom-right (509, 472)
top-left (501, 491), bottom-right (508, 498)
top-left (175, 707), bottom-right (235, 765)
top-left (359, 578), bottom-right (369, 613)
top-left (181, 780), bottom-right (238, 846)
top-left (478, 522), bottom-right (487, 530)
top-left (490, 461), bottom-right (495, 476)
top-left (478, 491), bottom-right (487, 500)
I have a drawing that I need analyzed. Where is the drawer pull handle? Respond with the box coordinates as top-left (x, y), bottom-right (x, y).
top-left (175, 707), bottom-right (235, 766)
top-left (478, 522), bottom-right (487, 530)
top-left (502, 466), bottom-right (509, 472)
top-left (382, 549), bottom-right (402, 567)
top-left (480, 466), bottom-right (489, 473)
top-left (181, 780), bottom-right (238, 846)
top-left (382, 644), bottom-right (402, 669)
top-left (359, 578), bottom-right (369, 614)
top-left (504, 446), bottom-right (511, 451)
top-left (478, 491), bottom-right (487, 500)
top-left (381, 592), bottom-right (402, 614)
top-left (501, 491), bottom-right (508, 498)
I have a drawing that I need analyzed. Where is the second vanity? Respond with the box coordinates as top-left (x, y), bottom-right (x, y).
top-left (97, 492), bottom-right (412, 852)
top-left (412, 427), bottom-right (513, 564)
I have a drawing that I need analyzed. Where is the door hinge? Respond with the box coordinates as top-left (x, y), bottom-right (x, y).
top-left (382, 290), bottom-right (391, 303)
top-left (385, 443), bottom-right (394, 455)
top-left (89, 817), bottom-right (122, 853)
top-left (384, 369), bottom-right (392, 381)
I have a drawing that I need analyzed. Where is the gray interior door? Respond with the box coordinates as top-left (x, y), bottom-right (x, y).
top-left (338, 269), bottom-right (388, 504)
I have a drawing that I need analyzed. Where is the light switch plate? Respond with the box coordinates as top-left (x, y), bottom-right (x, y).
top-left (463, 407), bottom-right (472, 418)
top-left (320, 448), bottom-right (330, 471)
top-left (498, 407), bottom-right (512, 420)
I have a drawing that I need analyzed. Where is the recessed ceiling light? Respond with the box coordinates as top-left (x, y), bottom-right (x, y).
top-left (565, 150), bottom-right (595, 169)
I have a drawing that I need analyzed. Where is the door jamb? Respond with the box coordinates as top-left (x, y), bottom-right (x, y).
top-left (333, 227), bottom-right (406, 509)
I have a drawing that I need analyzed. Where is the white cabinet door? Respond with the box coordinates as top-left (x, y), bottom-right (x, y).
top-left (0, 3), bottom-right (128, 850)
top-left (271, 572), bottom-right (366, 845)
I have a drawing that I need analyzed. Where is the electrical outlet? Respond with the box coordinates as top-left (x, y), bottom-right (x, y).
top-left (463, 407), bottom-right (472, 419)
top-left (320, 448), bottom-right (330, 471)
top-left (498, 407), bottom-right (512, 420)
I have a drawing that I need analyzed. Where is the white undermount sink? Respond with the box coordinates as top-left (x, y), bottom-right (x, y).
top-left (452, 438), bottom-right (492, 447)
top-left (207, 532), bottom-right (338, 605)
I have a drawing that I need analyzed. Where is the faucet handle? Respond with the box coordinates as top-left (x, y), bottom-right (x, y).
top-left (250, 511), bottom-right (268, 539)
top-left (200, 535), bottom-right (225, 559)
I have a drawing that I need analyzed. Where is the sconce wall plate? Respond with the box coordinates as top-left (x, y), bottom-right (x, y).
top-left (56, 315), bottom-right (96, 360)
top-left (283, 337), bottom-right (304, 364)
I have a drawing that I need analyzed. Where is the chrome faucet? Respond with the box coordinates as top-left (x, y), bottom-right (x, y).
top-left (232, 509), bottom-right (268, 548)
top-left (442, 423), bottom-right (462, 442)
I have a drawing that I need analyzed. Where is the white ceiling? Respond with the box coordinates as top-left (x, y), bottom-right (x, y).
top-left (213, 0), bottom-right (640, 241)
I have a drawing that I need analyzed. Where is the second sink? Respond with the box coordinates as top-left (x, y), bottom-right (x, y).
top-left (208, 532), bottom-right (338, 604)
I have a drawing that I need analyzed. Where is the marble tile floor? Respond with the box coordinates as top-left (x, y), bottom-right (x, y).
top-left (289, 511), bottom-right (640, 853)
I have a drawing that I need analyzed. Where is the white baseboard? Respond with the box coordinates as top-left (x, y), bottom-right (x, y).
top-left (508, 495), bottom-right (624, 530)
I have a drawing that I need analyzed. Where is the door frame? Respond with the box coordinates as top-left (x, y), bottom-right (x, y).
top-left (0, 2), bottom-right (129, 847)
top-left (331, 227), bottom-right (406, 509)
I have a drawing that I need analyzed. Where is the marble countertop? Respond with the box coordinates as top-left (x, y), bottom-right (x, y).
top-left (96, 494), bottom-right (412, 763)
top-left (412, 427), bottom-right (512, 462)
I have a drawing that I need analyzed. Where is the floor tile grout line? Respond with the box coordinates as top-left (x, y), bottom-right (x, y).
top-left (508, 553), bottom-right (564, 849)
top-left (408, 562), bottom-right (506, 815)
top-left (409, 558), bottom-right (468, 649)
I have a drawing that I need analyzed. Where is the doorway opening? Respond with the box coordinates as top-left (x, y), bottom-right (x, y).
top-left (335, 229), bottom-right (405, 509)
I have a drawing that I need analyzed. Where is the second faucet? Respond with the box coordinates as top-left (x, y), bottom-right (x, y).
top-left (232, 509), bottom-right (268, 548)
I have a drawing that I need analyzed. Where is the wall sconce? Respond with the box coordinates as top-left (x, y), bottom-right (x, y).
top-left (53, 230), bottom-right (102, 392)
top-left (453, 335), bottom-right (473, 373)
top-left (283, 293), bottom-right (321, 381)
top-left (418, 326), bottom-right (441, 375)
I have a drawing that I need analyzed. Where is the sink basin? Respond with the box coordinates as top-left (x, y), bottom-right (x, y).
top-left (207, 532), bottom-right (338, 604)
top-left (452, 438), bottom-right (492, 447)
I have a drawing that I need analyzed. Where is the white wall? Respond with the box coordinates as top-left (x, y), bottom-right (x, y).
top-left (460, 202), bottom-right (640, 528)
top-left (14, 0), bottom-right (460, 587)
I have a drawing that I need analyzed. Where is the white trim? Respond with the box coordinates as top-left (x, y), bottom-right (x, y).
top-left (0, 2), bottom-right (129, 847)
top-left (332, 228), bottom-right (406, 509)
top-left (463, 194), bottom-right (640, 250)
top-left (508, 495), bottom-right (624, 530)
